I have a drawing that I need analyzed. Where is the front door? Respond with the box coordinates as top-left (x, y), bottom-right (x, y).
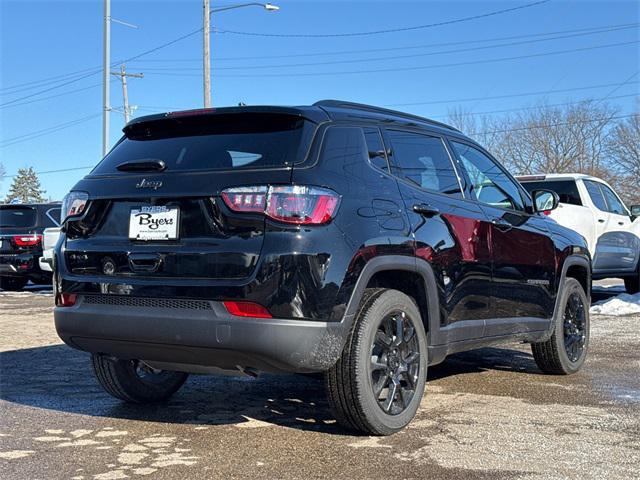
top-left (448, 140), bottom-right (556, 334)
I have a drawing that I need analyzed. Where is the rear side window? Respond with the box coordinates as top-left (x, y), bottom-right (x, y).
top-left (44, 208), bottom-right (61, 227)
top-left (386, 130), bottom-right (462, 197)
top-left (584, 180), bottom-right (608, 212)
top-left (363, 127), bottom-right (388, 172)
top-left (0, 207), bottom-right (37, 228)
top-left (599, 184), bottom-right (627, 215)
top-left (92, 113), bottom-right (312, 174)
top-left (520, 180), bottom-right (582, 206)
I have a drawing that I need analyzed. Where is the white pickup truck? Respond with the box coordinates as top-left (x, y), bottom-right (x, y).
top-left (38, 227), bottom-right (62, 273)
top-left (518, 174), bottom-right (640, 293)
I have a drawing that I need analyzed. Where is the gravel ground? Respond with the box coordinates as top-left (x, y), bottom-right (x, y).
top-left (1, 287), bottom-right (639, 480)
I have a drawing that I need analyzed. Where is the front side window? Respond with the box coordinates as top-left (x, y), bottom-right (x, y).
top-left (600, 184), bottom-right (627, 215)
top-left (451, 141), bottom-right (524, 211)
top-left (584, 180), bottom-right (608, 212)
top-left (386, 130), bottom-right (462, 197)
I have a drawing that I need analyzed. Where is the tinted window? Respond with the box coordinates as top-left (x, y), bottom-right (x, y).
top-left (363, 127), bottom-right (388, 172)
top-left (319, 126), bottom-right (368, 167)
top-left (521, 180), bottom-right (582, 206)
top-left (386, 130), bottom-right (461, 196)
top-left (92, 113), bottom-right (311, 174)
top-left (44, 208), bottom-right (61, 227)
top-left (600, 184), bottom-right (627, 215)
top-left (0, 207), bottom-right (37, 228)
top-left (451, 141), bottom-right (524, 211)
top-left (584, 180), bottom-right (608, 212)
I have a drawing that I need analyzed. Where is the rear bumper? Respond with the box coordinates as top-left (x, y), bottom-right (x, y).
top-left (54, 295), bottom-right (352, 373)
top-left (0, 253), bottom-right (46, 278)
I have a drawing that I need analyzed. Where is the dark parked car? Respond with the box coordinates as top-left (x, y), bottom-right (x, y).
top-left (0, 202), bottom-right (61, 290)
top-left (54, 101), bottom-right (591, 435)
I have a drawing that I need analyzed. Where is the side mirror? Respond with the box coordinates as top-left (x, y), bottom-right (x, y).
top-left (630, 205), bottom-right (640, 221)
top-left (531, 189), bottom-right (559, 214)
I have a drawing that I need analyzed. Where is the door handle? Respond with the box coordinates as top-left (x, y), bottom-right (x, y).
top-left (598, 219), bottom-right (605, 223)
top-left (618, 221), bottom-right (624, 226)
top-left (128, 253), bottom-right (162, 273)
top-left (491, 217), bottom-right (513, 231)
top-left (413, 203), bottom-right (440, 217)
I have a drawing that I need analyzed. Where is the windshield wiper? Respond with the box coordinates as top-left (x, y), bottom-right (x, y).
top-left (116, 160), bottom-right (166, 172)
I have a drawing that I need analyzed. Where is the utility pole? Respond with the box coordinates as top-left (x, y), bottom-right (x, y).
top-left (203, 0), bottom-right (211, 108)
top-left (102, 0), bottom-right (111, 157)
top-left (111, 65), bottom-right (144, 124)
top-left (202, 3), bottom-right (279, 108)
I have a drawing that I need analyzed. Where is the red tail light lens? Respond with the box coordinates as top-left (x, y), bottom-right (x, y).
top-left (220, 185), bottom-right (340, 225)
top-left (223, 301), bottom-right (272, 318)
top-left (13, 234), bottom-right (42, 247)
top-left (61, 191), bottom-right (89, 223)
top-left (56, 293), bottom-right (77, 307)
top-left (221, 186), bottom-right (267, 213)
top-left (266, 186), bottom-right (339, 224)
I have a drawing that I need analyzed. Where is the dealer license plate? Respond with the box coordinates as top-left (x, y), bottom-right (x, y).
top-left (129, 206), bottom-right (179, 241)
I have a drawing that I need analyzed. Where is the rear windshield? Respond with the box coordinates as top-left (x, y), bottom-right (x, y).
top-left (0, 207), bottom-right (37, 228)
top-left (92, 113), bottom-right (313, 174)
top-left (520, 180), bottom-right (582, 206)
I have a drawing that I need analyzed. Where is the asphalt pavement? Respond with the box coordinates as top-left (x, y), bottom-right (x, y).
top-left (1, 286), bottom-right (638, 480)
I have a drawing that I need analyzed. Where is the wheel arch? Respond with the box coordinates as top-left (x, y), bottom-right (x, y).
top-left (343, 255), bottom-right (440, 342)
top-left (554, 254), bottom-right (591, 322)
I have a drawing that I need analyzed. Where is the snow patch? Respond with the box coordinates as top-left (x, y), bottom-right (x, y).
top-left (590, 292), bottom-right (640, 316)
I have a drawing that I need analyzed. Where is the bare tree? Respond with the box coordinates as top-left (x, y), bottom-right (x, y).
top-left (606, 110), bottom-right (640, 205)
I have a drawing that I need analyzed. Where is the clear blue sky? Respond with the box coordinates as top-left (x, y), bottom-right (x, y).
top-left (1, 0), bottom-right (638, 200)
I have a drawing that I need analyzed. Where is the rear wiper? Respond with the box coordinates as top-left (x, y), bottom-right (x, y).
top-left (116, 160), bottom-right (166, 172)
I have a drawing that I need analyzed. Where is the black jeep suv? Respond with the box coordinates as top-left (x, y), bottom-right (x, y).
top-left (0, 202), bottom-right (61, 290)
top-left (54, 101), bottom-right (591, 435)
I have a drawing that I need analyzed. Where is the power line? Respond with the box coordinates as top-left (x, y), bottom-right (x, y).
top-left (386, 81), bottom-right (640, 107)
top-left (1, 80), bottom-right (119, 110)
top-left (145, 40), bottom-right (638, 78)
top-left (0, 27), bottom-right (202, 106)
top-left (217, 0), bottom-right (552, 38)
top-left (0, 70), bottom-right (102, 108)
top-left (430, 93), bottom-right (638, 119)
top-left (0, 165), bottom-right (96, 179)
top-left (0, 113), bottom-right (101, 148)
top-left (140, 25), bottom-right (639, 72)
top-left (470, 113), bottom-right (637, 136)
top-left (131, 22), bottom-right (638, 62)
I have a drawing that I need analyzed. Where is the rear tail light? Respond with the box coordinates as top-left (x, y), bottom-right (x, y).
top-left (61, 191), bottom-right (89, 223)
top-left (13, 234), bottom-right (42, 247)
top-left (221, 185), bottom-right (340, 225)
top-left (223, 301), bottom-right (272, 318)
top-left (56, 293), bottom-right (77, 307)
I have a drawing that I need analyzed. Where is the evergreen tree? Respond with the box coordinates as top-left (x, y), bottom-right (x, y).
top-left (5, 167), bottom-right (46, 203)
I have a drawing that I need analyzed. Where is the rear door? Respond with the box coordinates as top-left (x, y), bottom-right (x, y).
top-left (64, 112), bottom-right (313, 281)
top-left (449, 140), bottom-right (556, 332)
top-left (597, 182), bottom-right (639, 273)
top-left (583, 180), bottom-right (621, 271)
top-left (383, 128), bottom-right (493, 342)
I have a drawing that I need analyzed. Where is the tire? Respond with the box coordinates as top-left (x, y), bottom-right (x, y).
top-left (325, 288), bottom-right (428, 436)
top-left (0, 277), bottom-right (28, 291)
top-left (531, 278), bottom-right (589, 375)
top-left (91, 354), bottom-right (188, 403)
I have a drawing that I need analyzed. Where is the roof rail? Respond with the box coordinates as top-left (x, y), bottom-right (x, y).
top-left (313, 99), bottom-right (460, 132)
